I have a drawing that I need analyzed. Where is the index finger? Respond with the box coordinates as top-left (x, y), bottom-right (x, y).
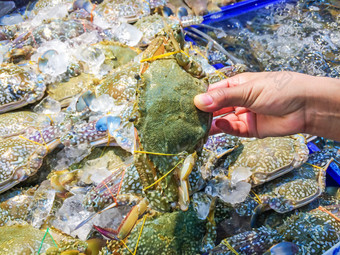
top-left (208, 72), bottom-right (258, 91)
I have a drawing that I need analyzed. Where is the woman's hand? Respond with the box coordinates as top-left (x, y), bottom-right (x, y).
top-left (194, 71), bottom-right (340, 140)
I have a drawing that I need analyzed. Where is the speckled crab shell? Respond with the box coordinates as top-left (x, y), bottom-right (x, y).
top-left (0, 124), bottom-right (67, 193)
top-left (249, 148), bottom-right (335, 217)
top-left (227, 135), bottom-right (309, 186)
top-left (0, 64), bottom-right (45, 113)
top-left (106, 208), bottom-right (206, 255)
top-left (131, 34), bottom-right (212, 210)
top-left (0, 111), bottom-right (51, 138)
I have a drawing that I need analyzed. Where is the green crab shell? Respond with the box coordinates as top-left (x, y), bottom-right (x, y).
top-left (94, 41), bottom-right (139, 70)
top-left (229, 136), bottom-right (309, 186)
top-left (118, 208), bottom-right (206, 255)
top-left (135, 58), bottom-right (212, 172)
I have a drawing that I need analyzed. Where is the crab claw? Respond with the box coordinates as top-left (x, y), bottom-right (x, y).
top-left (178, 152), bottom-right (196, 211)
top-left (95, 116), bottom-right (121, 136)
top-left (75, 90), bottom-right (96, 112)
top-left (95, 198), bottom-right (148, 240)
top-left (250, 203), bottom-right (268, 228)
top-left (263, 242), bottom-right (299, 255)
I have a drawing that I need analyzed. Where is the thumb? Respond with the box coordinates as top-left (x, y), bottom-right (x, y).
top-left (194, 84), bottom-right (255, 112)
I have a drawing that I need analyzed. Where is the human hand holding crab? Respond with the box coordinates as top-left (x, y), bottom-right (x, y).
top-left (195, 71), bottom-right (340, 140)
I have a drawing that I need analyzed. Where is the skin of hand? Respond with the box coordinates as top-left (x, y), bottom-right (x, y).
top-left (194, 71), bottom-right (340, 140)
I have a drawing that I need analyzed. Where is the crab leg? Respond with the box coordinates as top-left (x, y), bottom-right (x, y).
top-left (178, 152), bottom-right (197, 211)
top-left (94, 197), bottom-right (148, 240)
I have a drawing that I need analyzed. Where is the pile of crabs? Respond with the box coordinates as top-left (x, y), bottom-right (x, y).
top-left (0, 0), bottom-right (339, 254)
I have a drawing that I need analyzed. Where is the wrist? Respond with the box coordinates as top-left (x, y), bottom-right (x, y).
top-left (305, 76), bottom-right (340, 140)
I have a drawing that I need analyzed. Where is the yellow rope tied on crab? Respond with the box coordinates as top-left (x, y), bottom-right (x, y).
top-left (18, 135), bottom-right (49, 152)
top-left (190, 42), bottom-right (208, 61)
top-left (133, 215), bottom-right (147, 255)
top-left (251, 190), bottom-right (262, 204)
top-left (143, 159), bottom-right (184, 191)
top-left (215, 70), bottom-right (228, 79)
top-left (221, 239), bottom-right (239, 255)
top-left (140, 50), bottom-right (181, 63)
top-left (134, 150), bottom-right (179, 156)
top-left (120, 239), bottom-right (134, 255)
top-left (305, 162), bottom-right (329, 171)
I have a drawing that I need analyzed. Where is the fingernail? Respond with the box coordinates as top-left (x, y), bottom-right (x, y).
top-left (195, 94), bottom-right (213, 106)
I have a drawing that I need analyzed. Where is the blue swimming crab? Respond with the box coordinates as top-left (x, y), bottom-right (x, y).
top-left (0, 111), bottom-right (51, 138)
top-left (94, 0), bottom-right (167, 23)
top-left (133, 32), bottom-right (212, 211)
top-left (0, 63), bottom-right (46, 113)
top-left (102, 207), bottom-right (207, 255)
top-left (226, 135), bottom-right (309, 186)
top-left (209, 204), bottom-right (340, 254)
top-left (0, 223), bottom-right (90, 254)
top-left (231, 147), bottom-right (337, 222)
top-left (250, 147), bottom-right (336, 216)
top-left (0, 123), bottom-right (70, 193)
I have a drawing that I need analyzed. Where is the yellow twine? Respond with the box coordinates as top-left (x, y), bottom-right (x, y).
top-left (143, 159), bottom-right (184, 191)
top-left (140, 50), bottom-right (180, 63)
top-left (100, 133), bottom-right (111, 158)
top-left (120, 239), bottom-right (134, 255)
top-left (133, 215), bottom-right (147, 255)
top-left (251, 190), bottom-right (262, 204)
top-left (305, 162), bottom-right (327, 171)
top-left (18, 135), bottom-right (45, 148)
top-left (180, 50), bottom-right (191, 59)
top-left (38, 129), bottom-right (49, 152)
top-left (215, 70), bottom-right (228, 79)
top-left (222, 239), bottom-right (239, 255)
top-left (134, 150), bottom-right (179, 156)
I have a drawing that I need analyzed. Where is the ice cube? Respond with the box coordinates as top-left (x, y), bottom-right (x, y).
top-left (112, 23), bottom-right (142, 46)
top-left (192, 192), bottom-right (211, 220)
top-left (75, 46), bottom-right (105, 75)
top-left (55, 143), bottom-right (92, 171)
top-left (89, 94), bottom-right (115, 113)
top-left (27, 181), bottom-right (56, 228)
top-left (32, 40), bottom-right (70, 77)
top-left (33, 97), bottom-right (61, 115)
top-left (205, 176), bottom-right (251, 205)
top-left (230, 167), bottom-right (252, 185)
top-left (52, 194), bottom-right (93, 240)
top-left (0, 13), bottom-right (23, 26)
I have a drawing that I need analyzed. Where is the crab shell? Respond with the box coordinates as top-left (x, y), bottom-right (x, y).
top-left (228, 135), bottom-right (309, 186)
top-left (0, 111), bottom-right (51, 138)
top-left (107, 208), bottom-right (206, 255)
top-left (0, 124), bottom-right (66, 193)
top-left (0, 64), bottom-right (46, 113)
top-left (133, 56), bottom-right (212, 210)
top-left (94, 0), bottom-right (165, 23)
top-left (277, 207), bottom-right (340, 254)
top-left (135, 58), bottom-right (212, 170)
top-left (251, 148), bottom-right (332, 218)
